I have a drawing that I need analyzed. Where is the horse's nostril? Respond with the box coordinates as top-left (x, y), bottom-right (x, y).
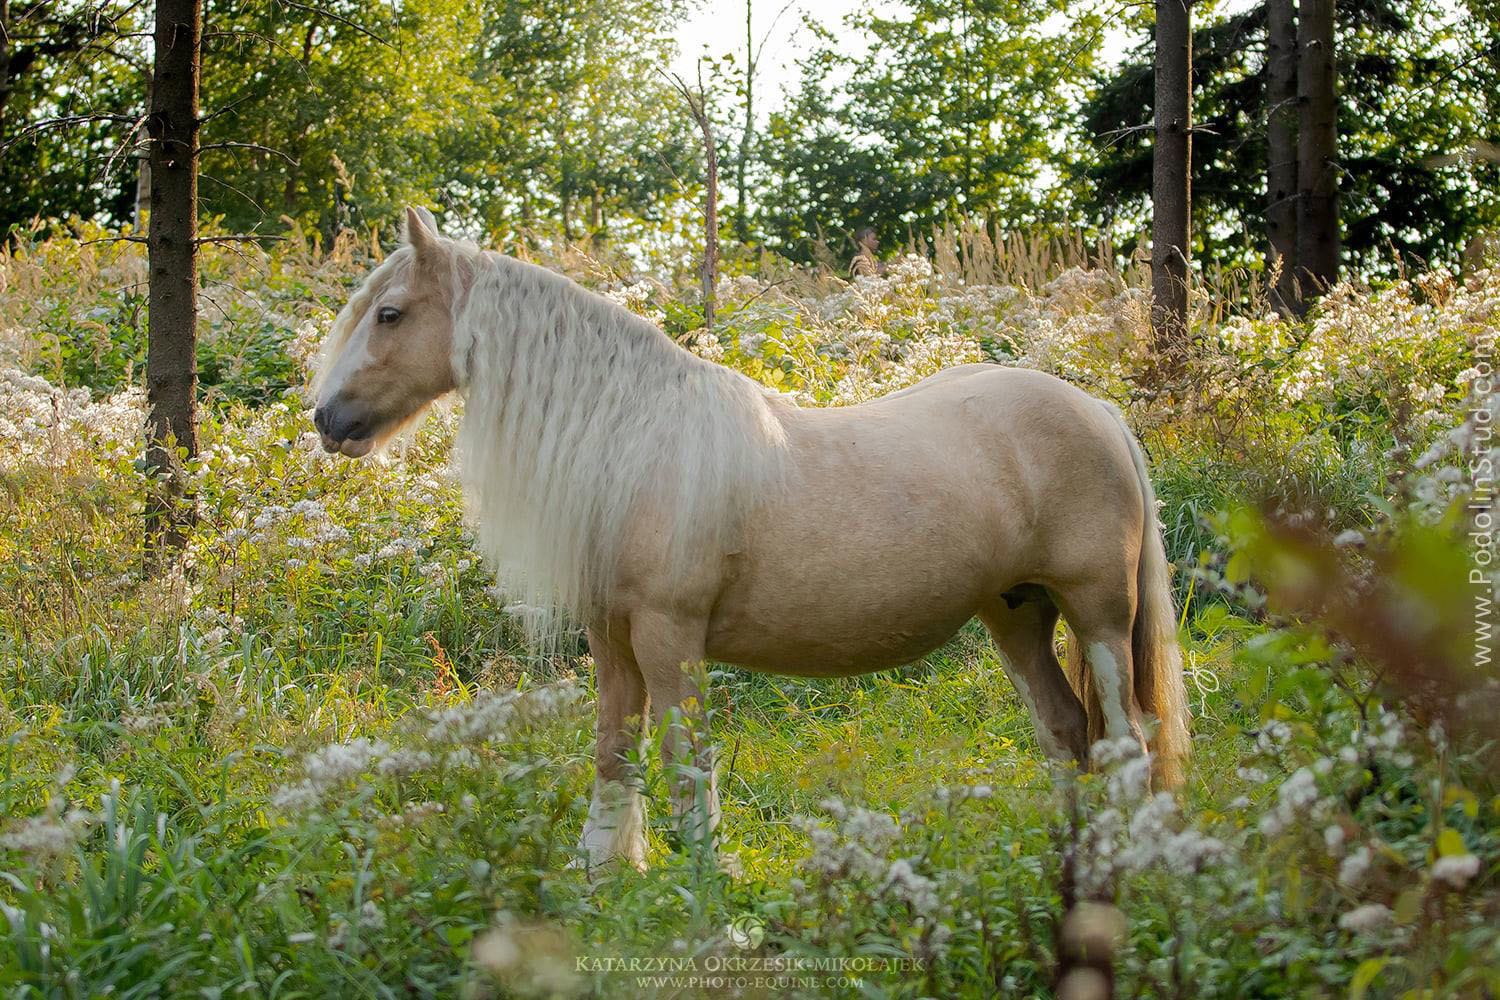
top-left (319, 394), bottom-right (375, 443)
top-left (327, 408), bottom-right (370, 442)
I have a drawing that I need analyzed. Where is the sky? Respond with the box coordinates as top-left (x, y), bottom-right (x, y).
top-left (670, 0), bottom-right (872, 121)
top-left (670, 0), bottom-right (1268, 123)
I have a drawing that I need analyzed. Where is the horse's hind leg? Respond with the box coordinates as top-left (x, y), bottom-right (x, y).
top-left (979, 592), bottom-right (1089, 767)
top-left (1054, 578), bottom-right (1148, 755)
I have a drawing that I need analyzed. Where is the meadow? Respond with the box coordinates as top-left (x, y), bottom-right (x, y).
top-left (0, 222), bottom-right (1495, 998)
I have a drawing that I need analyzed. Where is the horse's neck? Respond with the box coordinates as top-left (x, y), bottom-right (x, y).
top-left (499, 255), bottom-right (690, 380)
top-left (453, 254), bottom-right (783, 624)
top-left (458, 254), bottom-right (768, 483)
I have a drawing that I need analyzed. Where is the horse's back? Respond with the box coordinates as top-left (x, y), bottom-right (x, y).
top-left (860, 363), bottom-right (1145, 578)
top-left (811, 364), bottom-right (1128, 482)
top-left (858, 362), bottom-right (1096, 416)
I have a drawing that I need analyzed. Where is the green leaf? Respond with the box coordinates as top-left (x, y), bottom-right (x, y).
top-left (1392, 888), bottom-right (1423, 924)
top-left (1349, 957), bottom-right (1389, 1000)
top-left (1437, 827), bottom-right (1468, 858)
top-left (1224, 550), bottom-right (1250, 584)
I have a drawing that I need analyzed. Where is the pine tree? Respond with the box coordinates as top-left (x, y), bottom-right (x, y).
top-left (1295, 0), bottom-right (1338, 305)
top-left (143, 0), bottom-right (201, 559)
top-left (1152, 0), bottom-right (1193, 357)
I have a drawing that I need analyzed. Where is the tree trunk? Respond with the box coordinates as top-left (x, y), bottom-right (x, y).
top-left (135, 148), bottom-right (152, 229)
top-left (735, 0), bottom-right (753, 244)
top-left (694, 101), bottom-right (718, 330)
top-left (133, 77), bottom-right (153, 229)
top-left (1265, 0), bottom-right (1297, 313)
top-left (0, 0), bottom-right (11, 137)
top-left (144, 0), bottom-right (201, 561)
top-left (1296, 0), bottom-right (1338, 309)
top-left (1151, 0), bottom-right (1192, 363)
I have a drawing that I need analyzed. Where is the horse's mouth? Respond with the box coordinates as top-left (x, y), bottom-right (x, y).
top-left (320, 432), bottom-right (376, 458)
top-left (316, 398), bottom-right (436, 459)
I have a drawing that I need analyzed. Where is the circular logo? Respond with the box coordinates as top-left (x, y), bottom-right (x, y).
top-left (726, 914), bottom-right (765, 950)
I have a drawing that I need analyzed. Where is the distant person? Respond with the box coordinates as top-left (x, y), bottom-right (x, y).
top-left (851, 227), bottom-right (885, 277)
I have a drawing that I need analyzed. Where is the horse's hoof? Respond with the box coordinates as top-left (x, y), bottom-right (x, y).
top-left (567, 845), bottom-right (648, 878)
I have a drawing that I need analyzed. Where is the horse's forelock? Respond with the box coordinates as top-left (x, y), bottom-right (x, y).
top-left (312, 250), bottom-right (411, 395)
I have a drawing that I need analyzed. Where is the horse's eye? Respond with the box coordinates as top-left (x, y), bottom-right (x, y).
top-left (376, 306), bottom-right (402, 325)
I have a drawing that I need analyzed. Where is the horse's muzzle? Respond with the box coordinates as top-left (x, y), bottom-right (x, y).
top-left (314, 398), bottom-right (377, 458)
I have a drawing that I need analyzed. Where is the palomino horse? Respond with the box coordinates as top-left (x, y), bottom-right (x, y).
top-left (314, 208), bottom-right (1190, 869)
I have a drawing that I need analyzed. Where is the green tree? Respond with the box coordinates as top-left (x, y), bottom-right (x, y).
top-left (3, 0), bottom-right (698, 244)
top-left (442, 0), bottom-right (694, 242)
top-left (1080, 0), bottom-right (1500, 279)
top-left (195, 0), bottom-right (491, 237)
top-left (0, 1), bottom-right (146, 231)
top-left (758, 0), bottom-right (1101, 263)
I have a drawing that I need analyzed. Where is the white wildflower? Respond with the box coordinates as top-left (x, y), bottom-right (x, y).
top-left (358, 900), bottom-right (386, 931)
top-left (1431, 853), bottom-right (1480, 889)
top-left (1255, 721), bottom-right (1293, 756)
top-left (1091, 735), bottom-right (1143, 768)
top-left (1106, 753), bottom-right (1152, 804)
top-left (1338, 903), bottom-right (1393, 934)
top-left (884, 858), bottom-right (940, 916)
top-left (1339, 845), bottom-right (1373, 887)
top-left (0, 804), bottom-right (93, 860)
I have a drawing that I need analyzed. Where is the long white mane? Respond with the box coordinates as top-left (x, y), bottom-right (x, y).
top-left (446, 249), bottom-right (789, 638)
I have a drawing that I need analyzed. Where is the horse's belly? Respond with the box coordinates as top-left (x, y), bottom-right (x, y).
top-left (706, 604), bottom-right (977, 677)
top-left (704, 552), bottom-right (991, 677)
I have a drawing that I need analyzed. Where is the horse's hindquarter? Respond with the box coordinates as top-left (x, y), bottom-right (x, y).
top-left (704, 366), bottom-right (1138, 677)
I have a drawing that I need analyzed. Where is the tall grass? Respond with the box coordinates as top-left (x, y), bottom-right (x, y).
top-left (0, 224), bottom-right (1493, 997)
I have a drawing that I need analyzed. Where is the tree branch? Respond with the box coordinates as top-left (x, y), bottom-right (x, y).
top-left (198, 170), bottom-right (270, 218)
top-left (0, 112), bottom-right (141, 155)
top-left (273, 0), bottom-right (390, 48)
top-left (197, 93), bottom-right (257, 126)
top-left (192, 234), bottom-right (287, 245)
top-left (81, 234), bottom-right (149, 245)
top-left (200, 141), bottom-right (297, 164)
top-left (98, 110), bottom-right (151, 185)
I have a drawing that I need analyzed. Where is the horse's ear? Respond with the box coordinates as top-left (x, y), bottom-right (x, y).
top-left (404, 205), bottom-right (440, 251)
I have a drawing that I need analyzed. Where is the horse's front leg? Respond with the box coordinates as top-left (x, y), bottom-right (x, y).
top-left (631, 610), bottom-right (719, 854)
top-left (580, 629), bottom-right (648, 871)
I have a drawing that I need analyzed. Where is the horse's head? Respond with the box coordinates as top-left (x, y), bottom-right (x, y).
top-left (313, 207), bottom-right (461, 457)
